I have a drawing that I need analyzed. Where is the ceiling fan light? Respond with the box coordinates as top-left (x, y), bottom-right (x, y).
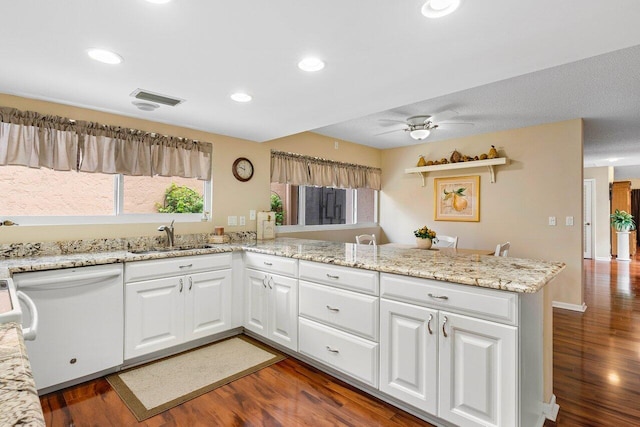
top-left (421, 0), bottom-right (461, 18)
top-left (410, 129), bottom-right (431, 140)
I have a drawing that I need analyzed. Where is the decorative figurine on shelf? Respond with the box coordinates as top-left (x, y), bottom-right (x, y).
top-left (413, 225), bottom-right (438, 249)
top-left (417, 155), bottom-right (427, 167)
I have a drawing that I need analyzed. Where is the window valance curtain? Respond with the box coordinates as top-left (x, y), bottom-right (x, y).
top-left (0, 107), bottom-right (212, 180)
top-left (270, 150), bottom-right (381, 190)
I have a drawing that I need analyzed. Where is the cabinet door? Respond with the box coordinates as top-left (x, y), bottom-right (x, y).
top-left (125, 276), bottom-right (184, 359)
top-left (244, 268), bottom-right (269, 336)
top-left (268, 273), bottom-right (298, 351)
top-left (184, 269), bottom-right (232, 341)
top-left (379, 299), bottom-right (437, 414)
top-left (438, 312), bottom-right (517, 427)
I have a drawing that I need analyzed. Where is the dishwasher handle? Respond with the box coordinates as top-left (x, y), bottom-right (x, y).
top-left (16, 269), bottom-right (121, 290)
top-left (17, 291), bottom-right (38, 341)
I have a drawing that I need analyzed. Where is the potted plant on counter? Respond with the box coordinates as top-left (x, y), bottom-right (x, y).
top-left (414, 225), bottom-right (438, 249)
top-left (611, 209), bottom-right (635, 261)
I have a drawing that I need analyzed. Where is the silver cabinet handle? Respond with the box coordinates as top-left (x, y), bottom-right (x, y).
top-left (326, 346), bottom-right (339, 353)
top-left (326, 305), bottom-right (340, 312)
top-left (326, 274), bottom-right (340, 279)
top-left (188, 276), bottom-right (193, 291)
top-left (442, 315), bottom-right (448, 338)
top-left (179, 278), bottom-right (183, 293)
top-left (427, 313), bottom-right (433, 335)
top-left (268, 277), bottom-right (274, 289)
top-left (262, 277), bottom-right (267, 288)
top-left (179, 264), bottom-right (193, 269)
top-left (264, 262), bottom-right (273, 266)
top-left (428, 293), bottom-right (449, 300)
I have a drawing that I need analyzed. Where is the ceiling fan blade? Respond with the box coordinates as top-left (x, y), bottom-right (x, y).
top-left (439, 122), bottom-right (474, 126)
top-left (431, 109), bottom-right (458, 123)
top-left (374, 128), bottom-right (406, 136)
top-left (378, 119), bottom-right (409, 127)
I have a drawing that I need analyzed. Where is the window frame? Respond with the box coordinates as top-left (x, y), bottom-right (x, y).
top-left (275, 185), bottom-right (379, 233)
top-left (3, 174), bottom-right (212, 226)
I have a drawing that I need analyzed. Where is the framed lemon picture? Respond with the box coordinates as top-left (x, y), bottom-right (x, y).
top-left (434, 175), bottom-right (480, 222)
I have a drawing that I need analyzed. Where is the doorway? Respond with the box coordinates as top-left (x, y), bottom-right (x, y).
top-left (583, 179), bottom-right (594, 259)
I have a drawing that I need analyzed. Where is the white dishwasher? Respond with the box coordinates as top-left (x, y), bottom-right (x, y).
top-left (14, 264), bottom-right (124, 392)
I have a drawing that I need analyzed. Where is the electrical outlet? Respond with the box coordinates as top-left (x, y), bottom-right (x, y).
top-left (249, 210), bottom-right (256, 220)
top-left (548, 216), bottom-right (556, 226)
top-left (227, 216), bottom-right (238, 226)
top-left (566, 216), bottom-right (574, 226)
top-left (239, 216), bottom-right (246, 226)
top-left (334, 141), bottom-right (339, 149)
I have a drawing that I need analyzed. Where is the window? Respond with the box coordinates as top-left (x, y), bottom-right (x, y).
top-left (0, 165), bottom-right (211, 225)
top-left (270, 183), bottom-right (377, 229)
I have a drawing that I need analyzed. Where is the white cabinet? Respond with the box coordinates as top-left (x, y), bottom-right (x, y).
top-left (298, 261), bottom-right (380, 387)
top-left (380, 273), bottom-right (523, 427)
top-left (438, 312), bottom-right (516, 427)
top-left (125, 254), bottom-right (232, 359)
top-left (379, 299), bottom-right (437, 414)
top-left (244, 259), bottom-right (298, 351)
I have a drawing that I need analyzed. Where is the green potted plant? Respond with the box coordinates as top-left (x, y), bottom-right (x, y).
top-left (610, 209), bottom-right (635, 231)
top-left (611, 209), bottom-right (635, 262)
top-left (414, 225), bottom-right (438, 249)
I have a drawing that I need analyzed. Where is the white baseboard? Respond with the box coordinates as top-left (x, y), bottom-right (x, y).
top-left (542, 394), bottom-right (560, 422)
top-left (595, 256), bottom-right (612, 261)
top-left (552, 301), bottom-right (587, 312)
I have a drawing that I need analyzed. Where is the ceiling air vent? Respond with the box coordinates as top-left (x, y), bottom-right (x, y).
top-left (130, 88), bottom-right (185, 107)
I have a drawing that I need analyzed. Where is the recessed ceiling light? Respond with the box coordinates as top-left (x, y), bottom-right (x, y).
top-left (145, 0), bottom-right (172, 3)
top-left (87, 48), bottom-right (123, 65)
top-left (421, 0), bottom-right (461, 18)
top-left (230, 92), bottom-right (252, 103)
top-left (298, 57), bottom-right (325, 72)
top-left (132, 101), bottom-right (160, 111)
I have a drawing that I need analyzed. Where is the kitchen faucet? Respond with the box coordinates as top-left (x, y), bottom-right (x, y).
top-left (158, 220), bottom-right (175, 248)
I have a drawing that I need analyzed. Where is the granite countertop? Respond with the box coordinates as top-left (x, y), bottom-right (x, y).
top-left (0, 322), bottom-right (45, 427)
top-left (2, 238), bottom-right (565, 293)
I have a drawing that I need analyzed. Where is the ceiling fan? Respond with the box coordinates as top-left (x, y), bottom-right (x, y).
top-left (377, 109), bottom-right (472, 140)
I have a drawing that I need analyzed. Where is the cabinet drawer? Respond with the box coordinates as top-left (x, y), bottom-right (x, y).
top-left (244, 252), bottom-right (298, 277)
top-left (125, 253), bottom-right (232, 282)
top-left (299, 281), bottom-right (379, 341)
top-left (380, 273), bottom-right (518, 326)
top-left (299, 261), bottom-right (379, 295)
top-left (299, 318), bottom-right (378, 387)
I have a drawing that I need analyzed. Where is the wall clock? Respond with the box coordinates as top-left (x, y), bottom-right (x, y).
top-left (232, 157), bottom-right (254, 182)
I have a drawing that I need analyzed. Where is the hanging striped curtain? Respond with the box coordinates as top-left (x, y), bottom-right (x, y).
top-left (0, 106), bottom-right (212, 180)
top-left (270, 150), bottom-right (381, 190)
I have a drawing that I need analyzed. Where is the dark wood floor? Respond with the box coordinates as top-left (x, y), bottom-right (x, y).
top-left (544, 256), bottom-right (640, 426)
top-left (40, 257), bottom-right (640, 426)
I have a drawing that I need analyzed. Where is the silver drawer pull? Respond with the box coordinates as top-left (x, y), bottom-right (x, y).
top-left (179, 278), bottom-right (183, 292)
top-left (326, 274), bottom-right (340, 280)
top-left (179, 264), bottom-right (193, 269)
top-left (427, 313), bottom-right (433, 335)
top-left (188, 276), bottom-right (193, 291)
top-left (326, 346), bottom-right (340, 354)
top-left (326, 305), bottom-right (340, 312)
top-left (264, 262), bottom-right (273, 266)
top-left (428, 293), bottom-right (449, 300)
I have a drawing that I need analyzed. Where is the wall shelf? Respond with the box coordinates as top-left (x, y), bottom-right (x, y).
top-left (405, 157), bottom-right (510, 186)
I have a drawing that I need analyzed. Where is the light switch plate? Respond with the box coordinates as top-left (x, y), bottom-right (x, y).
top-left (549, 216), bottom-right (556, 226)
top-left (566, 216), bottom-right (574, 226)
top-left (239, 216), bottom-right (246, 226)
top-left (249, 210), bottom-right (256, 220)
top-left (227, 216), bottom-right (238, 226)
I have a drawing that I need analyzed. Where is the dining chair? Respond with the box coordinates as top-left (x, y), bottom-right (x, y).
top-left (494, 242), bottom-right (510, 256)
top-left (356, 234), bottom-right (377, 245)
top-left (435, 235), bottom-right (458, 248)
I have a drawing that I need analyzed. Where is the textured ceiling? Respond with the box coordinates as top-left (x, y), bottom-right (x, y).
top-left (1, 1), bottom-right (640, 174)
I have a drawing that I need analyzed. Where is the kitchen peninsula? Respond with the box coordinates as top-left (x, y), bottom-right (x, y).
top-left (1, 237), bottom-right (565, 427)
